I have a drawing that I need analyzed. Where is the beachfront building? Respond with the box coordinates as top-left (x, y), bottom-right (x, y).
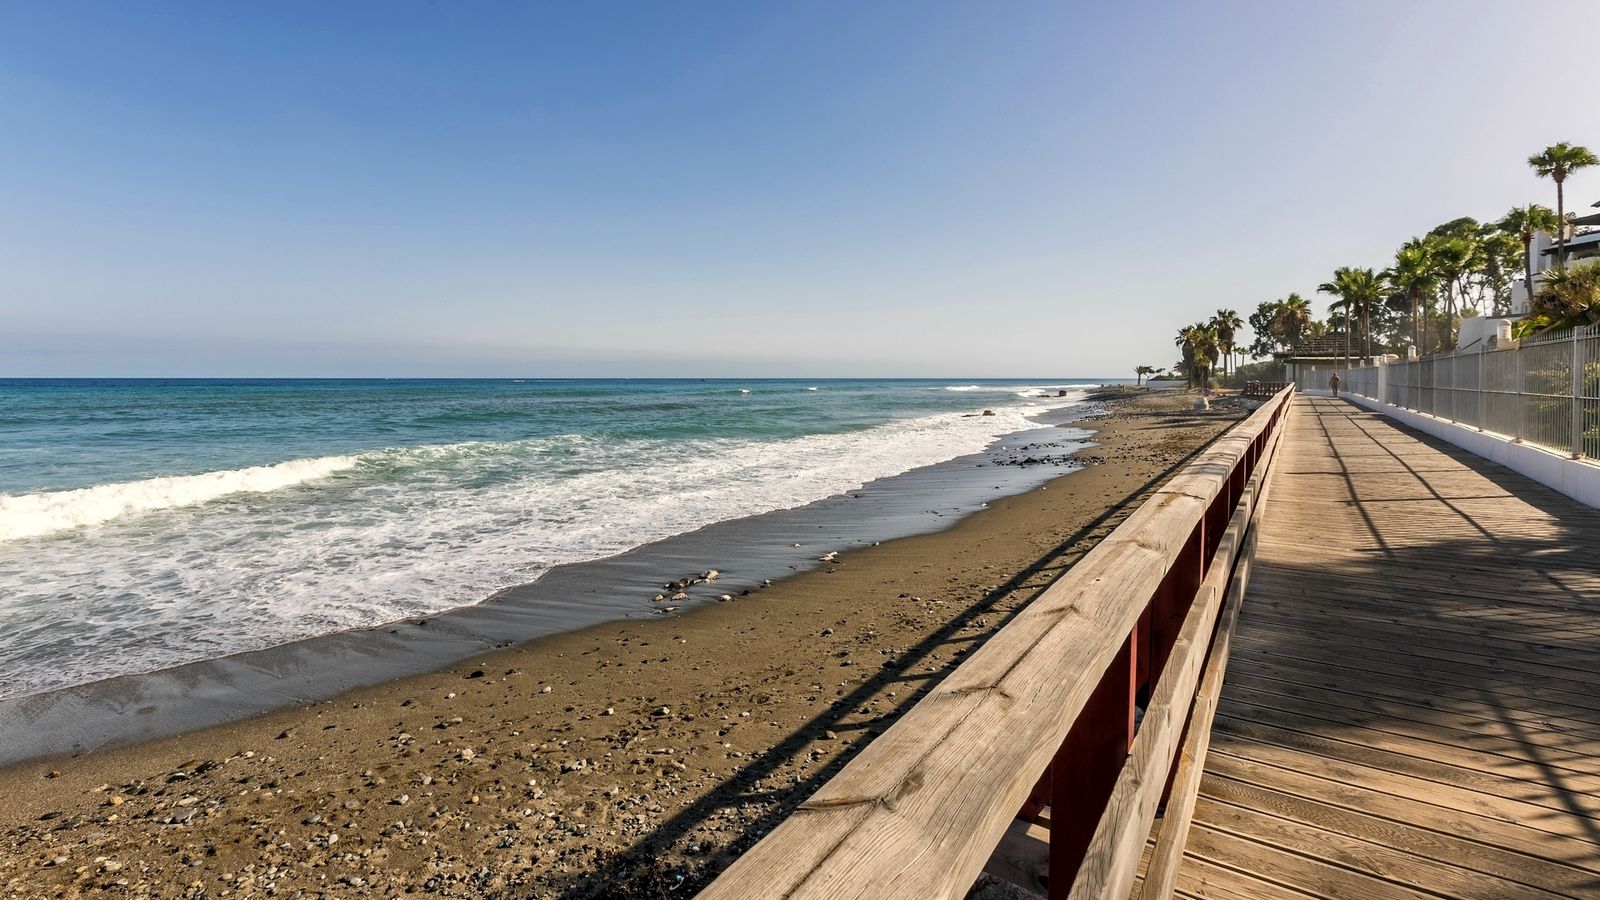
top-left (1275, 332), bottom-right (1389, 391)
top-left (1510, 201), bottom-right (1600, 314)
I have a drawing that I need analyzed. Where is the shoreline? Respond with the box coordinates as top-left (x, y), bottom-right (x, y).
top-left (0, 388), bottom-right (1246, 899)
top-left (0, 394), bottom-right (1098, 766)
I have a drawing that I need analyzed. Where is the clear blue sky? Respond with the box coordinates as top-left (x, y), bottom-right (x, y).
top-left (2, 1), bottom-right (1598, 377)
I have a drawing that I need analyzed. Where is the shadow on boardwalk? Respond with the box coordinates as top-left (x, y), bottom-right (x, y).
top-left (1182, 397), bottom-right (1600, 896)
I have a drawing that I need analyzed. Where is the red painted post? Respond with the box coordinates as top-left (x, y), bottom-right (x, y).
top-left (1146, 522), bottom-right (1205, 686)
top-left (1017, 768), bottom-right (1051, 826)
top-left (1204, 490), bottom-right (1228, 561)
top-left (1134, 606), bottom-right (1152, 706)
top-left (1049, 634), bottom-right (1136, 898)
top-left (1230, 456), bottom-right (1247, 511)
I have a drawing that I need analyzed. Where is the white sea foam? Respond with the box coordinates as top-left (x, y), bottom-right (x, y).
top-left (0, 456), bottom-right (360, 542)
top-left (944, 385), bottom-right (982, 392)
top-left (0, 393), bottom-right (1088, 699)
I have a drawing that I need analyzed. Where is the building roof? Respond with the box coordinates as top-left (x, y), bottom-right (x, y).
top-left (1275, 331), bottom-right (1386, 360)
top-left (1540, 231), bottom-right (1600, 253)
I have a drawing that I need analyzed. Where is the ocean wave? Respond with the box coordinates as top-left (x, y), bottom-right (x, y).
top-left (0, 455), bottom-right (359, 542)
top-left (944, 385), bottom-right (982, 392)
top-left (0, 393), bottom-right (1090, 698)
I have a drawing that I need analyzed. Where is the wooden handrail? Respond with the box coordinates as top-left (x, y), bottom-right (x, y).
top-left (699, 387), bottom-right (1295, 900)
top-left (1070, 391), bottom-right (1288, 899)
top-left (1132, 453), bottom-right (1274, 899)
top-left (1241, 381), bottom-right (1289, 399)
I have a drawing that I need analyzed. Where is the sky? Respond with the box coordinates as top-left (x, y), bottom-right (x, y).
top-left (2, 1), bottom-right (1599, 378)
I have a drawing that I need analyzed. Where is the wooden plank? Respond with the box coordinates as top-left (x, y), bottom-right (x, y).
top-left (1245, 570), bottom-right (1600, 630)
top-left (1233, 595), bottom-right (1600, 659)
top-left (1223, 653), bottom-right (1600, 733)
top-left (698, 390), bottom-right (1294, 898)
top-left (1210, 716), bottom-right (1600, 821)
top-left (1204, 745), bottom-right (1600, 871)
top-left (1173, 856), bottom-right (1321, 900)
top-left (1216, 689), bottom-right (1600, 782)
top-left (1219, 665), bottom-right (1600, 743)
top-left (1182, 823), bottom-right (1440, 900)
top-left (1225, 631), bottom-right (1600, 715)
top-left (1212, 681), bottom-right (1600, 776)
top-left (1191, 796), bottom-right (1565, 899)
top-left (1207, 730), bottom-right (1600, 845)
top-left (1231, 610), bottom-right (1600, 683)
top-left (1200, 773), bottom-right (1600, 896)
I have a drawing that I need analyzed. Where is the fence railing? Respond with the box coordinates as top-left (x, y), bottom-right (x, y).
top-left (1344, 324), bottom-right (1600, 460)
top-left (700, 387), bottom-right (1295, 900)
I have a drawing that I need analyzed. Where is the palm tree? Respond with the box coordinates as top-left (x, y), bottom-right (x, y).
top-left (1273, 293), bottom-right (1312, 351)
top-left (1498, 204), bottom-right (1561, 309)
top-left (1351, 269), bottom-right (1385, 358)
top-left (1134, 364), bottom-right (1158, 387)
top-left (1345, 270), bottom-right (1384, 358)
top-left (1529, 142), bottom-right (1599, 271)
top-left (1426, 236), bottom-right (1477, 351)
top-left (1318, 268), bottom-right (1384, 369)
top-left (1385, 241), bottom-right (1435, 357)
top-left (1174, 324), bottom-right (1220, 388)
top-left (1210, 309), bottom-right (1243, 381)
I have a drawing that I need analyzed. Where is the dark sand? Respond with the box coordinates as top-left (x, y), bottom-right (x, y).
top-left (0, 389), bottom-right (1246, 900)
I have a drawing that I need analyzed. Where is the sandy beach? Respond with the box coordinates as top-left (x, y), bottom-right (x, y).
top-left (0, 388), bottom-right (1247, 900)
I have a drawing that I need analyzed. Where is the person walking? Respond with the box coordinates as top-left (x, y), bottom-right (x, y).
top-left (1329, 372), bottom-right (1342, 398)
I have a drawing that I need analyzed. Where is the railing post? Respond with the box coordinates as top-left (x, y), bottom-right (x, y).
top-left (1448, 355), bottom-right (1457, 423)
top-left (1147, 523), bottom-right (1205, 696)
top-left (1049, 635), bottom-right (1135, 899)
top-left (1510, 339), bottom-right (1523, 441)
top-left (1477, 345), bottom-right (1485, 432)
top-left (1573, 329), bottom-right (1583, 459)
top-left (1425, 358), bottom-right (1432, 415)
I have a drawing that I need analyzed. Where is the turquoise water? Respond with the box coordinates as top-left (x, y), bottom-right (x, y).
top-left (0, 378), bottom-right (1106, 698)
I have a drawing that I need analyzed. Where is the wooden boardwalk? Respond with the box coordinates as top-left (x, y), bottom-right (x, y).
top-left (1172, 396), bottom-right (1600, 899)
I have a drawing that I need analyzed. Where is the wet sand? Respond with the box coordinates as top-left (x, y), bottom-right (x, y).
top-left (0, 388), bottom-right (1246, 900)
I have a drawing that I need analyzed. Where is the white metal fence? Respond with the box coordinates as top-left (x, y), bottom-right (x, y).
top-left (1343, 324), bottom-right (1600, 460)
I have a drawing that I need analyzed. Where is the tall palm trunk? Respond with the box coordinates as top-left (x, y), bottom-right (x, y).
top-left (1556, 177), bottom-right (1567, 271)
top-left (1414, 291), bottom-right (1427, 353)
top-left (1523, 233), bottom-right (1535, 309)
top-left (1444, 286), bottom-right (1455, 349)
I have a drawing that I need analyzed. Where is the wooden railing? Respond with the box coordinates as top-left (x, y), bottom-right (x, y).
top-left (1240, 381), bottom-right (1289, 399)
top-left (700, 387), bottom-right (1295, 900)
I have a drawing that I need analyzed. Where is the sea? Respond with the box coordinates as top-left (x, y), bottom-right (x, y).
top-left (0, 378), bottom-right (1107, 702)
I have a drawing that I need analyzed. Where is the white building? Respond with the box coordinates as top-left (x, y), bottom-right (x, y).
top-left (1510, 201), bottom-right (1600, 315)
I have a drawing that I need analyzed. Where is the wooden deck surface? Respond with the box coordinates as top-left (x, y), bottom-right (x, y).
top-left (1173, 396), bottom-right (1600, 899)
